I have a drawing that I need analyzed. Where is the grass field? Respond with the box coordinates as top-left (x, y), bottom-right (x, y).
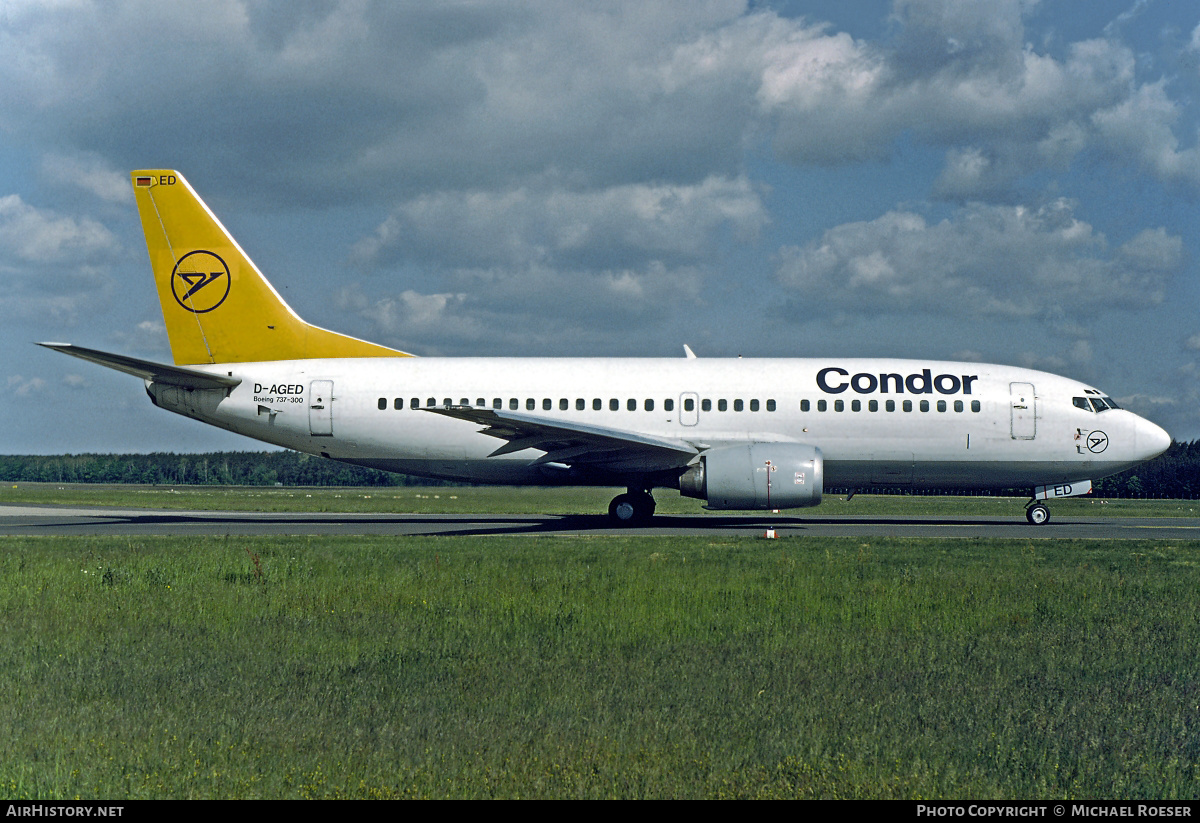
top-left (1, 531), bottom-right (1198, 799)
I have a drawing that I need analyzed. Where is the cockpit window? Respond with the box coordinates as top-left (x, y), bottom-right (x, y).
top-left (1075, 395), bottom-right (1120, 412)
top-left (1084, 396), bottom-right (1120, 412)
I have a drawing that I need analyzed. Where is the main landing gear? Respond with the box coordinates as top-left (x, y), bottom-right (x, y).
top-left (1025, 501), bottom-right (1051, 525)
top-left (608, 489), bottom-right (656, 526)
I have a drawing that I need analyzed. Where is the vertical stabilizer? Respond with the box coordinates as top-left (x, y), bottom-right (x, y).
top-left (132, 170), bottom-right (410, 365)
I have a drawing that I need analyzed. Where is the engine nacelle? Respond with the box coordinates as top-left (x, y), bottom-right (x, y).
top-left (679, 443), bottom-right (823, 510)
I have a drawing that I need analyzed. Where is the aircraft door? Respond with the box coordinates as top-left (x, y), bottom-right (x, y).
top-left (1010, 382), bottom-right (1036, 440)
top-left (309, 380), bottom-right (334, 436)
top-left (679, 392), bottom-right (699, 426)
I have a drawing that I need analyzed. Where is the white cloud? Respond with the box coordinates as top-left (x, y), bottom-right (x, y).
top-left (354, 175), bottom-right (767, 270)
top-left (1091, 81), bottom-right (1200, 186)
top-left (0, 194), bottom-right (121, 325)
top-left (107, 320), bottom-right (169, 356)
top-left (775, 199), bottom-right (1181, 318)
top-left (0, 194), bottom-right (120, 265)
top-left (40, 153), bottom-right (130, 203)
top-left (7, 375), bottom-right (46, 397)
top-left (337, 255), bottom-right (707, 355)
top-left (0, 0), bottom-right (1192, 206)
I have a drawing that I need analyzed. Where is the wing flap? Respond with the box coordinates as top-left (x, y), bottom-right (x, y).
top-left (424, 405), bottom-right (699, 471)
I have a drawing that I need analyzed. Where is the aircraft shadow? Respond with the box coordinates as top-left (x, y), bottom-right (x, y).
top-left (9, 510), bottom-right (1054, 537)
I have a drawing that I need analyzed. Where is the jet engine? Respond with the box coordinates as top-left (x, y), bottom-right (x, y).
top-left (678, 443), bottom-right (823, 510)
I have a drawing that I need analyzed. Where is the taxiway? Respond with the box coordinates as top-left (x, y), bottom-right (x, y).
top-left (3, 504), bottom-right (1199, 539)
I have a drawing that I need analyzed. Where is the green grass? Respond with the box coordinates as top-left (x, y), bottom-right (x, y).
top-left (1, 535), bottom-right (1197, 798)
top-left (3, 482), bottom-right (1197, 518)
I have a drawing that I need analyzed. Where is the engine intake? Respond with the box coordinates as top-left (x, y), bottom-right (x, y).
top-left (679, 443), bottom-right (823, 510)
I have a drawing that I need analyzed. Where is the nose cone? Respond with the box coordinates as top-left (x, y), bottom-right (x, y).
top-left (1136, 416), bottom-right (1171, 461)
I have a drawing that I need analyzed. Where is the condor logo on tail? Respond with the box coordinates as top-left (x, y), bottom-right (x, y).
top-left (171, 250), bottom-right (230, 313)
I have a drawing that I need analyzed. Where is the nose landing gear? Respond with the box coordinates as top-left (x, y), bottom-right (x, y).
top-left (1025, 501), bottom-right (1050, 525)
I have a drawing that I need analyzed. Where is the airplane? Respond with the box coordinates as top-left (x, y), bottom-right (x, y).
top-left (39, 170), bottom-right (1171, 526)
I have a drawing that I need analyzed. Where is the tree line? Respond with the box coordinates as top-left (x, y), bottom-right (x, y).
top-left (0, 451), bottom-right (447, 487)
top-left (2, 441), bottom-right (1199, 497)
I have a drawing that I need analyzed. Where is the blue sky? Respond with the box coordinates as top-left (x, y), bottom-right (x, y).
top-left (2, 0), bottom-right (1198, 453)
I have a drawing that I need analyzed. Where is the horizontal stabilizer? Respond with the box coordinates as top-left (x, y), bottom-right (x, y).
top-left (37, 343), bottom-right (241, 390)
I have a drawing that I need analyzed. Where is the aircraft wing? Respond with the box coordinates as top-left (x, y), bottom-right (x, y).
top-left (424, 406), bottom-right (700, 472)
top-left (37, 343), bottom-right (241, 390)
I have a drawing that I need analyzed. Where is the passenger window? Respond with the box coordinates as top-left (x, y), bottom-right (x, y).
top-left (869, 400), bottom-right (878, 412)
top-left (560, 399), bottom-right (568, 411)
top-left (510, 398), bottom-right (519, 410)
top-left (493, 398), bottom-right (502, 409)
top-left (477, 398), bottom-right (485, 407)
top-left (971, 400), bottom-right (981, 412)
top-left (395, 398), bottom-right (404, 410)
top-left (411, 398), bottom-right (420, 409)
top-left (664, 399), bottom-right (674, 412)
top-left (903, 400), bottom-right (912, 412)
top-left (702, 399), bottom-right (712, 412)
top-left (834, 399), bottom-right (844, 412)
top-left (527, 398), bottom-right (536, 410)
top-left (684, 398), bottom-right (695, 412)
top-left (937, 400), bottom-right (947, 412)
top-left (645, 399), bottom-right (654, 412)
top-left (460, 398), bottom-right (469, 406)
top-left (576, 399), bottom-right (585, 411)
top-left (443, 398), bottom-right (452, 407)
top-left (954, 400), bottom-right (963, 412)
top-left (885, 399), bottom-right (895, 412)
top-left (920, 400), bottom-right (929, 412)
top-left (593, 399), bottom-right (602, 411)
top-left (427, 397), bottom-right (435, 407)
top-left (377, 398), bottom-right (387, 410)
top-left (543, 398), bottom-right (552, 411)
top-left (627, 399), bottom-right (636, 411)
top-left (767, 399), bottom-right (776, 412)
top-left (609, 399), bottom-right (619, 411)
top-left (750, 399), bottom-right (760, 412)
top-left (718, 399), bottom-right (728, 412)
top-left (734, 399), bottom-right (744, 412)
top-left (818, 399), bottom-right (827, 412)
top-left (800, 399), bottom-right (810, 412)
top-left (851, 399), bottom-right (861, 412)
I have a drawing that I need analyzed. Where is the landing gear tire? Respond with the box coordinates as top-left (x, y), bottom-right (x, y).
top-left (608, 491), bottom-right (656, 526)
top-left (1026, 503), bottom-right (1050, 525)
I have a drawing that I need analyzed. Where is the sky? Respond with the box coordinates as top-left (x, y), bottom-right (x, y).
top-left (1, 0), bottom-right (1199, 453)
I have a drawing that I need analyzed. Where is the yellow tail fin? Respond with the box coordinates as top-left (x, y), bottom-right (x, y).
top-left (132, 170), bottom-right (411, 365)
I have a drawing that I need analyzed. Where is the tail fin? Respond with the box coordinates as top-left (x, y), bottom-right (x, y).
top-left (132, 170), bottom-right (410, 365)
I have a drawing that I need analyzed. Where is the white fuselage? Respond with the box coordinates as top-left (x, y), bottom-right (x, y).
top-left (145, 356), bottom-right (1170, 495)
